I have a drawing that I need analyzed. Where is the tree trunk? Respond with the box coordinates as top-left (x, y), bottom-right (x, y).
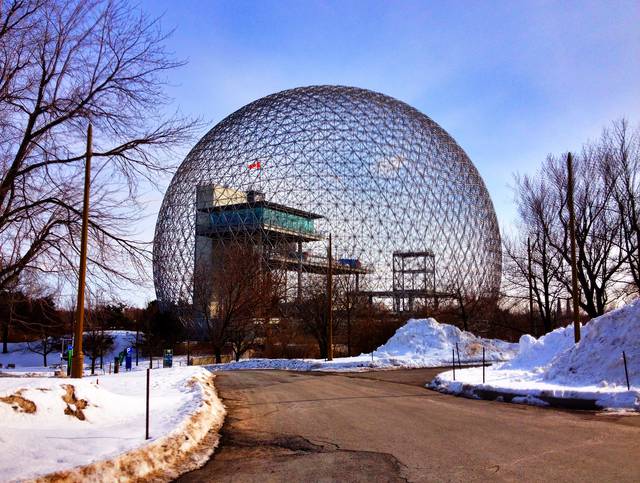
top-left (215, 347), bottom-right (222, 364)
top-left (347, 311), bottom-right (352, 357)
top-left (2, 321), bottom-right (8, 354)
top-left (318, 338), bottom-right (327, 359)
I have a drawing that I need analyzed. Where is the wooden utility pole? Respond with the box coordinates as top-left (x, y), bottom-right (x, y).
top-left (527, 237), bottom-right (535, 336)
top-left (327, 233), bottom-right (334, 361)
top-left (71, 123), bottom-right (92, 378)
top-left (566, 152), bottom-right (581, 343)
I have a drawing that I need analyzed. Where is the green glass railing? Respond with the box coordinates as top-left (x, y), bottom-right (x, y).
top-left (209, 207), bottom-right (316, 235)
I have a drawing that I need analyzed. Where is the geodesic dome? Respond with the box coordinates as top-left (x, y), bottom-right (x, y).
top-left (153, 85), bottom-right (501, 308)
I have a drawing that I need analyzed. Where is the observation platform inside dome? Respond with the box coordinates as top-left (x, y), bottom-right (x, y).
top-left (197, 201), bottom-right (323, 243)
top-left (195, 184), bottom-right (368, 276)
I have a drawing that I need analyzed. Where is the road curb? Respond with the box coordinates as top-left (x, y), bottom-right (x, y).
top-left (428, 380), bottom-right (602, 411)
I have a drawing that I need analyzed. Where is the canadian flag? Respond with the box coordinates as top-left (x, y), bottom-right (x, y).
top-left (248, 161), bottom-right (261, 169)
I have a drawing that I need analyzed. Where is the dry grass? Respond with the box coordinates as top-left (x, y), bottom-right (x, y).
top-left (0, 389), bottom-right (37, 413)
top-left (61, 384), bottom-right (88, 421)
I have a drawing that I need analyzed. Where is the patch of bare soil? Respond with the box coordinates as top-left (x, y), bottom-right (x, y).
top-left (467, 342), bottom-right (483, 356)
top-left (0, 389), bottom-right (37, 413)
top-left (62, 384), bottom-right (88, 420)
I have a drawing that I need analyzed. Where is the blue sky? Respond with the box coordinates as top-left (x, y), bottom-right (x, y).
top-left (132, 0), bottom-right (639, 303)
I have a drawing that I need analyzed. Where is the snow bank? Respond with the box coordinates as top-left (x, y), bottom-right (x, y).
top-left (374, 318), bottom-right (517, 366)
top-left (430, 300), bottom-right (640, 411)
top-left (211, 317), bottom-right (517, 372)
top-left (0, 367), bottom-right (225, 482)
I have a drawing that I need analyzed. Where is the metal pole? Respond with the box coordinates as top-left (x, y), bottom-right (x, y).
top-left (145, 368), bottom-right (150, 439)
top-left (482, 346), bottom-right (485, 384)
top-left (527, 237), bottom-right (535, 336)
top-left (327, 233), bottom-right (334, 361)
top-left (71, 123), bottom-right (92, 378)
top-left (452, 348), bottom-right (456, 381)
top-left (567, 153), bottom-right (581, 343)
top-left (623, 351), bottom-right (630, 390)
top-left (455, 342), bottom-right (461, 369)
top-left (297, 240), bottom-right (303, 301)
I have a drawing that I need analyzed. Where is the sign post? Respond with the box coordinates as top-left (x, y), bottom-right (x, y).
top-left (67, 345), bottom-right (73, 376)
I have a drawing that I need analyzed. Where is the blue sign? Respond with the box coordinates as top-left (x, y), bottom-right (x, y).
top-left (125, 353), bottom-right (132, 371)
top-left (163, 349), bottom-right (173, 368)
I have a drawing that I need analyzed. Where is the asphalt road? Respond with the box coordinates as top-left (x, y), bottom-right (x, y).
top-left (179, 369), bottom-right (640, 482)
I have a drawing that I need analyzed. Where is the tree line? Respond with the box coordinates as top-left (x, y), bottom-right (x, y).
top-left (504, 119), bottom-right (640, 334)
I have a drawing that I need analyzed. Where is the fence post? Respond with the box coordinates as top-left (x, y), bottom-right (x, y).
top-left (482, 346), bottom-right (485, 384)
top-left (623, 351), bottom-right (630, 390)
top-left (452, 348), bottom-right (456, 381)
top-left (146, 368), bottom-right (150, 440)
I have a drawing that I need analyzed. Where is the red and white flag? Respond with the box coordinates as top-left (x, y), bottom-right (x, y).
top-left (248, 161), bottom-right (261, 169)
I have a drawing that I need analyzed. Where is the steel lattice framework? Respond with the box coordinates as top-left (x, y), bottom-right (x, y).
top-left (153, 85), bottom-right (501, 311)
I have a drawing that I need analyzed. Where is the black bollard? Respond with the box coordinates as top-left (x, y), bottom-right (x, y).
top-left (452, 348), bottom-right (456, 381)
top-left (482, 346), bottom-right (486, 384)
top-left (146, 368), bottom-right (151, 439)
top-left (623, 351), bottom-right (630, 390)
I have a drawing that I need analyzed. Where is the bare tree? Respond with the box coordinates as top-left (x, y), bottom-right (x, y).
top-left (0, 0), bottom-right (197, 296)
top-left (194, 246), bottom-right (283, 363)
top-left (295, 275), bottom-right (345, 359)
top-left (514, 124), bottom-right (632, 318)
top-left (503, 231), bottom-right (566, 334)
top-left (0, 280), bottom-right (20, 353)
top-left (83, 296), bottom-right (114, 374)
top-left (599, 120), bottom-right (640, 293)
top-left (334, 273), bottom-right (361, 357)
top-left (295, 281), bottom-right (332, 358)
top-left (25, 294), bottom-right (63, 366)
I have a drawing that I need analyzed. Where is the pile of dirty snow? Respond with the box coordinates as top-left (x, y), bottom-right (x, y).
top-left (212, 317), bottom-right (517, 372)
top-left (374, 318), bottom-right (517, 366)
top-left (0, 366), bottom-right (225, 481)
top-left (430, 300), bottom-right (640, 411)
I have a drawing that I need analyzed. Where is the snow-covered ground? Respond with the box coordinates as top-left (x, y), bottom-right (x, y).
top-left (0, 330), bottom-right (191, 376)
top-left (210, 318), bottom-right (518, 372)
top-left (0, 366), bottom-right (225, 481)
top-left (430, 300), bottom-right (640, 411)
top-left (0, 330), bottom-right (138, 373)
